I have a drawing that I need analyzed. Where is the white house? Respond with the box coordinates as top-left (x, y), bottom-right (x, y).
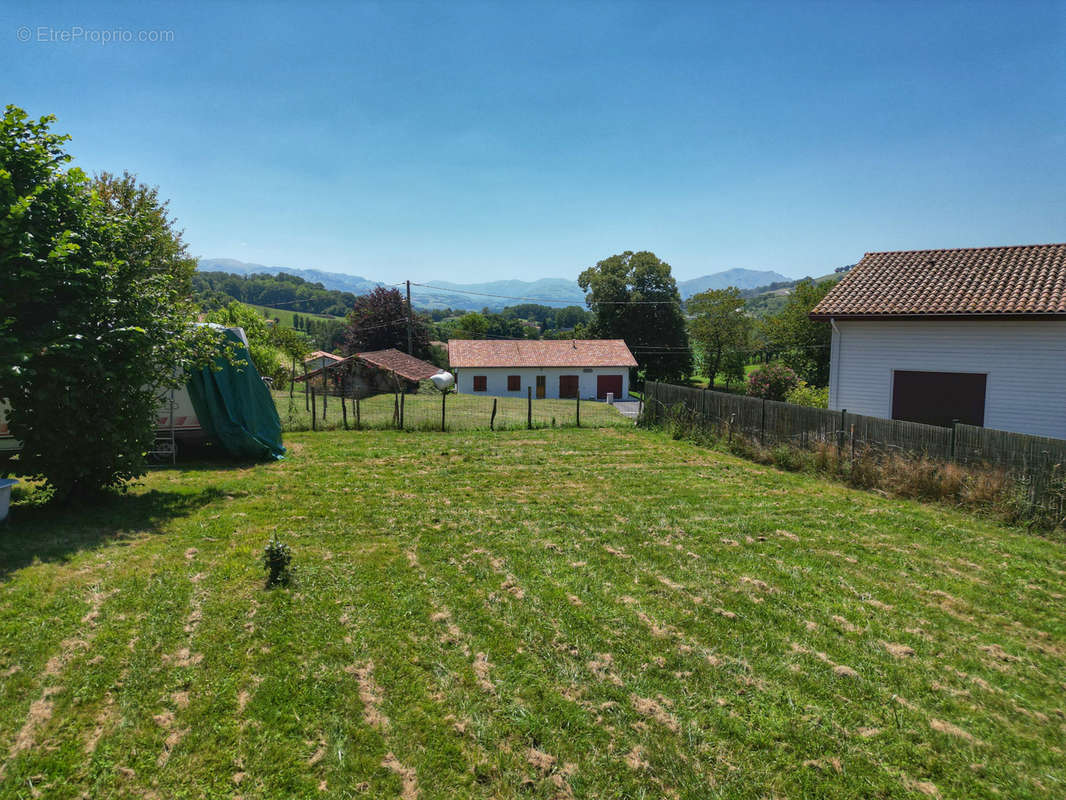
top-left (448, 339), bottom-right (637, 400)
top-left (810, 243), bottom-right (1066, 439)
top-left (304, 350), bottom-right (344, 372)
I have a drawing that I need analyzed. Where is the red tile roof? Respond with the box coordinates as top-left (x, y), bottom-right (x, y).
top-left (304, 350), bottom-right (344, 363)
top-left (448, 339), bottom-right (637, 368)
top-left (356, 349), bottom-right (440, 382)
top-left (295, 348), bottom-right (439, 383)
top-left (810, 244), bottom-right (1066, 319)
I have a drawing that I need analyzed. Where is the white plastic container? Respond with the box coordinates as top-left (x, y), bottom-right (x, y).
top-left (430, 371), bottom-right (455, 391)
top-left (606, 393), bottom-right (614, 404)
top-left (0, 478), bottom-right (17, 523)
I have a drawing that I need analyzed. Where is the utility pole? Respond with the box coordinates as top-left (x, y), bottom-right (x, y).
top-left (406, 279), bottom-right (413, 355)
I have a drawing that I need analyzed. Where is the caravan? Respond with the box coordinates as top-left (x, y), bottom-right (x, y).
top-left (1, 326), bottom-right (284, 463)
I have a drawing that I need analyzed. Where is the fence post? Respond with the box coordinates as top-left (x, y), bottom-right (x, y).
top-left (342, 393), bottom-right (349, 430)
top-left (393, 392), bottom-right (399, 428)
top-left (576, 393), bottom-right (581, 428)
top-left (304, 363), bottom-right (309, 410)
top-left (441, 390), bottom-right (446, 432)
top-left (490, 398), bottom-right (497, 431)
top-left (400, 391), bottom-right (405, 430)
top-left (311, 388), bottom-right (317, 431)
top-left (950, 419), bottom-right (959, 461)
top-left (760, 397), bottom-right (766, 445)
top-left (290, 356), bottom-right (296, 399)
top-left (527, 386), bottom-right (532, 430)
top-left (837, 408), bottom-right (846, 464)
top-left (322, 389), bottom-right (327, 421)
top-left (356, 397), bottom-right (361, 430)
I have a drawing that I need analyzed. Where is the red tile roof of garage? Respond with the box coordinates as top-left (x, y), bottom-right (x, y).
top-left (810, 243), bottom-right (1066, 319)
top-left (448, 339), bottom-right (637, 368)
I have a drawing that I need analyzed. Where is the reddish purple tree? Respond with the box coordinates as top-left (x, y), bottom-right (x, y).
top-left (344, 286), bottom-right (431, 357)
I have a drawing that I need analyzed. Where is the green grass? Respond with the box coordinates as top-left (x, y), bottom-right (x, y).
top-left (274, 389), bottom-right (634, 431)
top-left (246, 302), bottom-right (340, 328)
top-left (680, 364), bottom-right (757, 393)
top-left (1, 427), bottom-right (1064, 798)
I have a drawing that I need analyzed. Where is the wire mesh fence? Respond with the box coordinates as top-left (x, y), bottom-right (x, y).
top-left (274, 385), bottom-right (632, 433)
top-left (642, 380), bottom-right (1066, 513)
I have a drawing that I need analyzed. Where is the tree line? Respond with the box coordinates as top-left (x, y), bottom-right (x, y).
top-left (575, 250), bottom-right (836, 388)
top-left (337, 252), bottom-right (836, 390)
top-left (193, 270), bottom-right (356, 316)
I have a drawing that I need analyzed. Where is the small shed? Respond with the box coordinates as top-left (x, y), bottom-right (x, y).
top-left (295, 348), bottom-right (440, 397)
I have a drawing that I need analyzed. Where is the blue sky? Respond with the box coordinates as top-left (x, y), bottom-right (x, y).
top-left (3, 1), bottom-right (1063, 282)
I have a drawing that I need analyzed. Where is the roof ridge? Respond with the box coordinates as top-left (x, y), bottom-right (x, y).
top-left (811, 243), bottom-right (1066, 319)
top-left (863, 243), bottom-right (1066, 257)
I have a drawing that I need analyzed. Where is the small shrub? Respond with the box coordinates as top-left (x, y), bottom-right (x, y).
top-left (771, 444), bottom-right (811, 472)
top-left (810, 440), bottom-right (840, 474)
top-left (746, 363), bottom-right (798, 401)
top-left (785, 380), bottom-right (829, 408)
top-left (888, 457), bottom-right (966, 502)
top-left (263, 535), bottom-right (293, 587)
top-left (847, 447), bottom-right (881, 488)
top-left (667, 405), bottom-right (698, 440)
top-left (964, 468), bottom-right (1014, 509)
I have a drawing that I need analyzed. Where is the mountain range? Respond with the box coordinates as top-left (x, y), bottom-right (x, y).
top-left (196, 258), bottom-right (791, 312)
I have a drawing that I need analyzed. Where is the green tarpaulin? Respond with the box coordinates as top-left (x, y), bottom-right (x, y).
top-left (187, 329), bottom-right (285, 460)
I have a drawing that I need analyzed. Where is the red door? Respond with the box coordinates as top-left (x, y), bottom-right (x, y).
top-left (559, 375), bottom-right (579, 399)
top-left (597, 374), bottom-right (622, 400)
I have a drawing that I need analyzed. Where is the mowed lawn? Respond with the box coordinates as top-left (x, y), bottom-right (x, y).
top-left (1, 428), bottom-right (1064, 799)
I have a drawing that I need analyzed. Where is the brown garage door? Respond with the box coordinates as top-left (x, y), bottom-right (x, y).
top-left (891, 370), bottom-right (987, 427)
top-left (559, 375), bottom-right (579, 399)
top-left (597, 374), bottom-right (623, 400)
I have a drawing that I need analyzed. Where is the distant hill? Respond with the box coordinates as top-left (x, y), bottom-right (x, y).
top-left (676, 269), bottom-right (791, 297)
top-left (196, 259), bottom-right (584, 311)
top-left (739, 271), bottom-right (845, 319)
top-left (197, 259), bottom-right (383, 296)
top-left (197, 259), bottom-right (801, 311)
top-left (410, 278), bottom-right (584, 309)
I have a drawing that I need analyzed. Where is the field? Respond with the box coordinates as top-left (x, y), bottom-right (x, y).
top-left (245, 302), bottom-right (340, 328)
top-left (273, 389), bottom-right (634, 431)
top-left (1, 427), bottom-right (1064, 798)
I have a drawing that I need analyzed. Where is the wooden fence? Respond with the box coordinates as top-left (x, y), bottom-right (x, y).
top-left (642, 381), bottom-right (1066, 512)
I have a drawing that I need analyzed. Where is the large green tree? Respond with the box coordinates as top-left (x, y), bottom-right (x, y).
top-left (578, 251), bottom-right (691, 382)
top-left (760, 278), bottom-right (837, 386)
top-left (686, 287), bottom-right (750, 388)
top-left (0, 107), bottom-right (217, 498)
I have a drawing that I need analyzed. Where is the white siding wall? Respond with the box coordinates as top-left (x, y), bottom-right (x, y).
top-left (830, 319), bottom-right (1066, 438)
top-left (455, 367), bottom-right (629, 400)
